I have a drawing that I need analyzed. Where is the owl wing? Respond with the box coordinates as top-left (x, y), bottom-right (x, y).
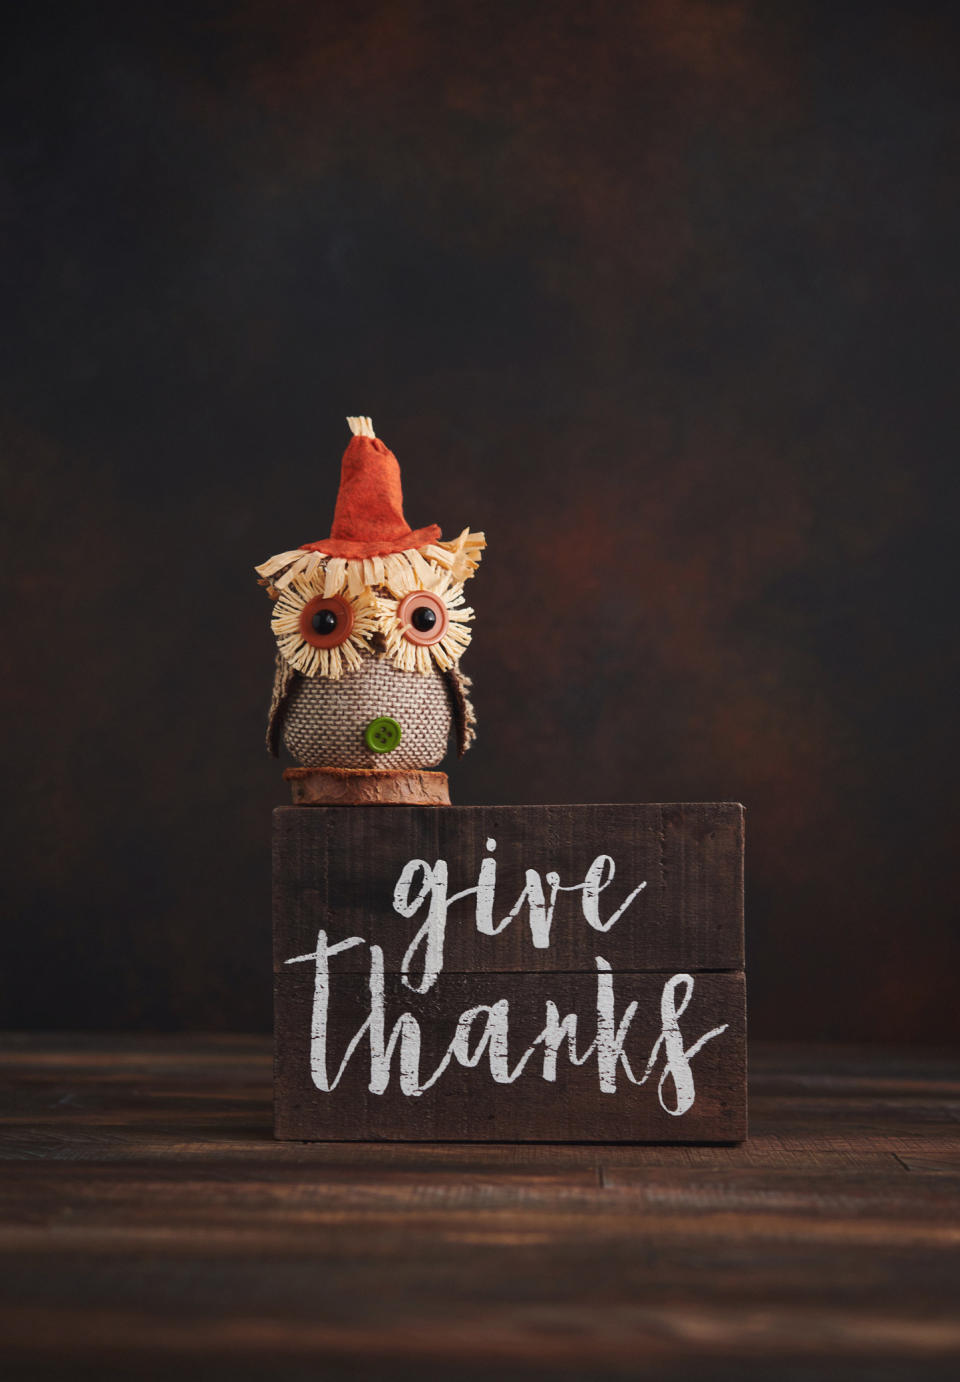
top-left (266, 652), bottom-right (297, 757)
top-left (444, 665), bottom-right (477, 758)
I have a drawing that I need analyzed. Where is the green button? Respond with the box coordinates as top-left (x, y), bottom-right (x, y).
top-left (364, 716), bottom-right (402, 754)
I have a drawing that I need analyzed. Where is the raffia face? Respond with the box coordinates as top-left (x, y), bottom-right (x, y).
top-left (270, 570), bottom-right (379, 679)
top-left (374, 566), bottom-right (473, 674)
top-left (261, 536), bottom-right (482, 680)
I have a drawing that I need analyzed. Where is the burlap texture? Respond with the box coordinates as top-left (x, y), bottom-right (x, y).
top-left (281, 654), bottom-right (452, 769)
top-left (443, 664), bottom-right (477, 758)
top-left (266, 651), bottom-right (296, 757)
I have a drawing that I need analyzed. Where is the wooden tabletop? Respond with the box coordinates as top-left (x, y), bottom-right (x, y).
top-left (1, 1035), bottom-right (958, 1380)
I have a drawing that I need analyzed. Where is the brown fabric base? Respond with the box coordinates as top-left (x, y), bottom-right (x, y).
top-left (282, 766), bottom-right (451, 806)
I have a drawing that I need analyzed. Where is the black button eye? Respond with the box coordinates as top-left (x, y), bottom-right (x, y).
top-left (312, 608), bottom-right (338, 635)
top-left (411, 605), bottom-right (437, 633)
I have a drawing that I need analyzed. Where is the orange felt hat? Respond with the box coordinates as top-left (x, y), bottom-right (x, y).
top-left (299, 416), bottom-right (441, 560)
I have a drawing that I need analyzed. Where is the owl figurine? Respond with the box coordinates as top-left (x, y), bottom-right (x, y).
top-left (255, 417), bottom-right (485, 798)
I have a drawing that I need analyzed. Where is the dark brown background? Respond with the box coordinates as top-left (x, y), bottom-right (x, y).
top-left (2, 0), bottom-right (957, 1041)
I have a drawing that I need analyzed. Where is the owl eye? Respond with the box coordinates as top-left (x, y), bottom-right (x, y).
top-left (411, 606), bottom-right (437, 632)
top-left (299, 594), bottom-right (354, 649)
top-left (398, 591), bottom-right (449, 647)
top-left (273, 574), bottom-right (378, 679)
top-left (378, 575), bottom-right (473, 674)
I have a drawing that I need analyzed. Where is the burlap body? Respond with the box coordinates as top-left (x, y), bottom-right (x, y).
top-left (281, 654), bottom-right (452, 769)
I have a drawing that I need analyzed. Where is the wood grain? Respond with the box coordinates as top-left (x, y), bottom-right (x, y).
top-left (282, 767), bottom-right (451, 805)
top-left (0, 1036), bottom-right (959, 1381)
top-left (274, 970), bottom-right (747, 1142)
top-left (273, 803), bottom-right (745, 1142)
top-left (273, 802), bottom-right (745, 973)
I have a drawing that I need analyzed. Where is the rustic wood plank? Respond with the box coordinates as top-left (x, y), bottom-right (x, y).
top-left (4, 1164), bottom-right (960, 1235)
top-left (2, 1036), bottom-right (955, 1167)
top-left (896, 1151), bottom-right (960, 1174)
top-left (1, 1037), bottom-right (960, 1380)
top-left (273, 803), bottom-right (744, 973)
top-left (273, 803), bottom-right (745, 1143)
top-left (274, 971), bottom-right (746, 1141)
top-left (2, 1301), bottom-right (960, 1382)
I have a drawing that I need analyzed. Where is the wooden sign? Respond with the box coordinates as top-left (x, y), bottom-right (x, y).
top-left (273, 803), bottom-right (746, 1142)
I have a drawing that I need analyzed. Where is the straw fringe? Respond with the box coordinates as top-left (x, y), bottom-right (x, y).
top-left (375, 566), bottom-right (474, 674)
top-left (346, 416), bottom-right (375, 438)
top-left (258, 535), bottom-right (484, 677)
top-left (323, 558), bottom-right (347, 597)
top-left (431, 528), bottom-right (486, 582)
top-left (255, 532), bottom-right (485, 596)
top-left (271, 566), bottom-right (380, 679)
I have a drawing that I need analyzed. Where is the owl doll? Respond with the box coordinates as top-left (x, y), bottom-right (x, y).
top-left (255, 417), bottom-right (485, 803)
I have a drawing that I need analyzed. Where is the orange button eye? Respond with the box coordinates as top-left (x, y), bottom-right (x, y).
top-left (299, 594), bottom-right (354, 649)
top-left (398, 591), bottom-right (449, 646)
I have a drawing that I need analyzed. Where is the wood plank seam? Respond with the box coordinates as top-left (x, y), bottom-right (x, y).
top-left (274, 804), bottom-right (747, 1142)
